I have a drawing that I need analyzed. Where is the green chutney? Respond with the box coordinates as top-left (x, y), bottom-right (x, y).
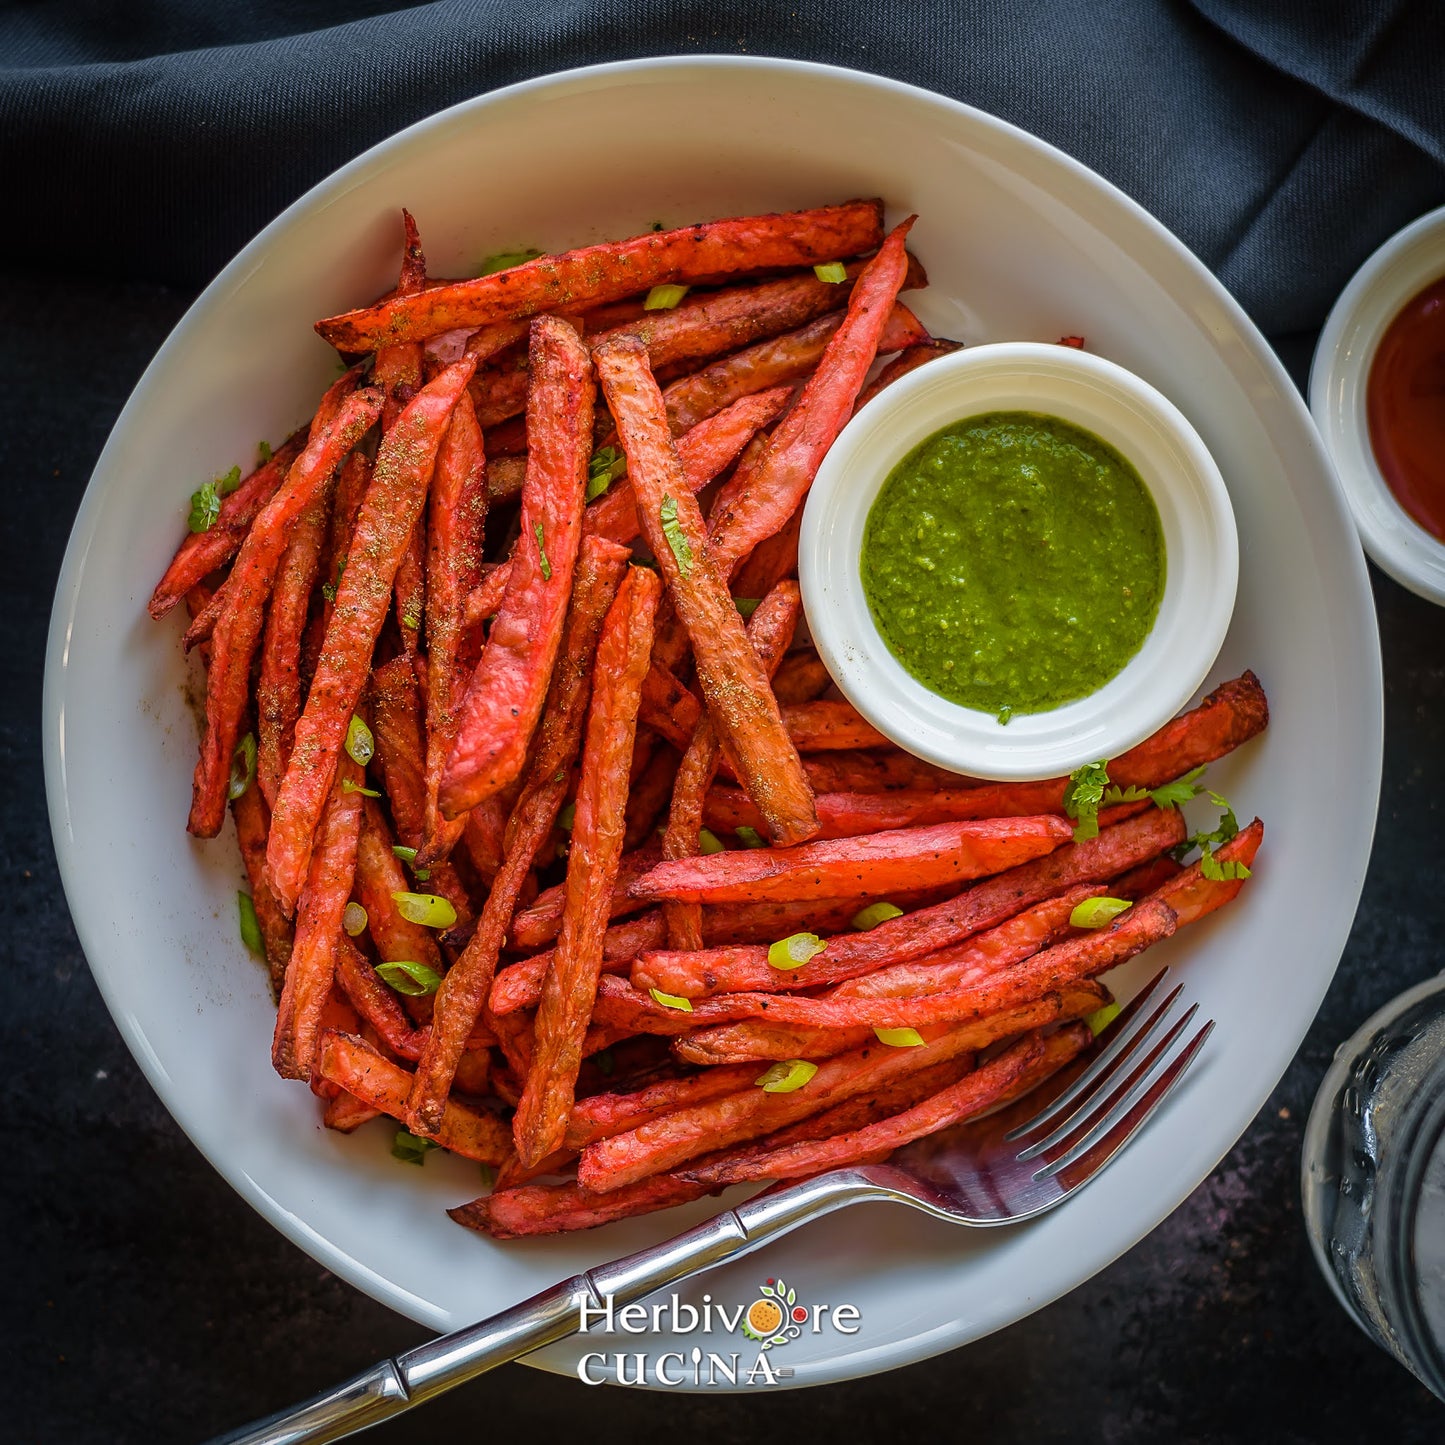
top-left (860, 411), bottom-right (1165, 718)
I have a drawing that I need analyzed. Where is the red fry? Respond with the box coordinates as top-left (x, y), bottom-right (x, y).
top-left (271, 757), bottom-right (365, 1079)
top-left (852, 339), bottom-right (964, 416)
top-left (423, 391), bottom-right (488, 861)
top-left (408, 536), bottom-right (632, 1134)
top-left (255, 485), bottom-right (333, 807)
top-left (440, 318), bottom-right (594, 815)
top-left (1145, 819), bottom-right (1263, 924)
top-left (489, 912), bottom-right (667, 1017)
top-left (707, 216), bottom-right (917, 574)
top-left (265, 357), bottom-right (475, 911)
top-left (332, 933), bottom-right (428, 1062)
top-left (798, 749), bottom-right (975, 794)
top-left (593, 334), bottom-right (819, 847)
top-left (631, 816), bottom-right (1073, 906)
top-left (623, 743), bottom-right (680, 852)
top-left (565, 1062), bottom-right (764, 1151)
top-left (230, 783), bottom-right (293, 993)
top-left (316, 201), bottom-right (886, 350)
top-left (317, 1030), bottom-right (510, 1165)
top-left (187, 381), bottom-right (382, 839)
top-left (148, 432), bottom-right (305, 620)
top-left (511, 840), bottom-right (662, 950)
top-left (450, 1173), bottom-right (715, 1238)
top-left (514, 566), bottom-right (661, 1167)
top-left (632, 807), bottom-right (1187, 999)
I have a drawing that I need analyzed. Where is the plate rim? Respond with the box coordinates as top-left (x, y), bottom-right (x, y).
top-left (43, 53), bottom-right (1384, 1390)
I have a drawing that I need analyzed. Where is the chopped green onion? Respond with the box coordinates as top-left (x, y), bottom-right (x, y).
top-left (391, 891), bottom-right (458, 929)
top-left (851, 901), bottom-right (903, 930)
top-left (377, 960), bottom-right (444, 996)
top-left (644, 283), bottom-right (689, 310)
top-left (755, 1059), bottom-right (818, 1093)
top-left (391, 844), bottom-right (430, 882)
top-left (237, 892), bottom-right (264, 957)
top-left (342, 779), bottom-right (381, 797)
top-left (1070, 897), bottom-right (1133, 929)
top-left (391, 1129), bottom-right (438, 1164)
top-left (342, 901), bottom-right (369, 937)
top-left (257, 440), bottom-right (273, 463)
top-left (650, 987), bottom-right (694, 1012)
top-left (478, 1163), bottom-right (497, 1189)
top-left (344, 714), bottom-right (375, 766)
top-left (188, 480), bottom-right (221, 533)
top-left (558, 802), bottom-right (576, 831)
top-left (874, 1027), bottom-right (925, 1048)
top-left (587, 446), bottom-right (625, 501)
top-left (1063, 759), bottom-right (1109, 842)
top-left (735, 825), bottom-right (767, 849)
top-left (228, 732), bottom-right (257, 800)
top-left (477, 247), bottom-right (542, 275)
top-left (813, 262), bottom-right (847, 283)
top-left (734, 597), bottom-right (762, 618)
top-left (659, 494), bottom-right (693, 576)
top-left (767, 932), bottom-right (826, 970)
top-left (698, 827), bottom-right (725, 855)
top-left (1085, 1001), bottom-right (1122, 1037)
top-left (401, 605), bottom-right (421, 632)
top-left (593, 1047), bottom-right (616, 1077)
top-left (535, 521), bottom-right (552, 580)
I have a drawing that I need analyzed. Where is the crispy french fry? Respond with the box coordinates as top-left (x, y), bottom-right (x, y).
top-left (332, 933), bottom-right (427, 1062)
top-left (1146, 818), bottom-right (1263, 923)
top-left (707, 217), bottom-right (916, 573)
top-left (264, 358), bottom-right (474, 908)
top-left (489, 912), bottom-right (667, 1017)
top-left (451, 1173), bottom-right (716, 1238)
top-left (634, 807), bottom-right (1187, 999)
top-left (769, 651), bottom-right (831, 707)
top-left (317, 1030), bottom-right (509, 1164)
top-left (409, 536), bottom-right (631, 1134)
top-left (563, 1062), bottom-right (765, 1151)
top-left (271, 757), bottom-right (365, 1079)
top-left (511, 839), bottom-right (661, 949)
top-left (798, 749), bottom-right (975, 794)
top-left (148, 432), bottom-right (305, 620)
top-left (188, 381), bottom-right (382, 839)
top-left (514, 566), bottom-right (661, 1166)
top-left (623, 744), bottom-right (679, 851)
top-left (852, 339), bottom-right (963, 415)
top-left (632, 816), bottom-right (1072, 907)
top-left (440, 318), bottom-right (593, 814)
top-left (594, 334), bottom-right (819, 846)
top-left (230, 783), bottom-right (292, 993)
top-left (316, 201), bottom-right (886, 350)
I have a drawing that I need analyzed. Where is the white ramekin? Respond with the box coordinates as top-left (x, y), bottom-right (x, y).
top-left (799, 342), bottom-right (1239, 780)
top-left (1310, 205), bottom-right (1445, 604)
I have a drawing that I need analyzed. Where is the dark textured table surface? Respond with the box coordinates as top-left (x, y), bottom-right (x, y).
top-left (5, 267), bottom-right (1444, 1443)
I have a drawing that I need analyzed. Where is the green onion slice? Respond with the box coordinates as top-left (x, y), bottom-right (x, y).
top-left (767, 932), bottom-right (826, 970)
top-left (558, 802), bottom-right (576, 831)
top-left (874, 1026), bottom-right (925, 1048)
top-left (477, 247), bottom-right (542, 275)
top-left (534, 521), bottom-right (552, 580)
top-left (377, 960), bottom-right (444, 996)
top-left (644, 283), bottom-right (689, 310)
top-left (734, 597), bottom-right (762, 618)
top-left (1069, 897), bottom-right (1133, 929)
top-left (649, 987), bottom-right (694, 1012)
top-left (698, 827), bottom-right (725, 855)
top-left (342, 779), bottom-right (381, 797)
top-left (391, 1129), bottom-right (438, 1164)
top-left (257, 440), bottom-right (273, 463)
top-left (344, 714), bottom-right (375, 766)
top-left (813, 261), bottom-right (847, 283)
top-left (237, 892), bottom-right (264, 957)
top-left (735, 825), bottom-right (767, 849)
top-left (391, 891), bottom-right (458, 929)
top-left (342, 901), bottom-right (369, 937)
top-left (1085, 1001), bottom-right (1122, 1037)
top-left (587, 446), bottom-right (625, 501)
top-left (659, 494), bottom-right (693, 576)
top-left (851, 901), bottom-right (903, 930)
top-left (228, 732), bottom-right (257, 800)
top-left (755, 1059), bottom-right (818, 1093)
top-left (391, 844), bottom-right (430, 881)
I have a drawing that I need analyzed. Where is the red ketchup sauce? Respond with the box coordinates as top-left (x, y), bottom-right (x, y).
top-left (1367, 275), bottom-right (1445, 540)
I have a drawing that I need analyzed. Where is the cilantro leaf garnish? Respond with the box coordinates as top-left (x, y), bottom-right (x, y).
top-left (1172, 789), bottom-right (1251, 879)
top-left (587, 446), bottom-right (625, 502)
top-left (187, 481), bottom-right (221, 533)
top-left (659, 494), bottom-right (692, 576)
top-left (1063, 760), bottom-right (1109, 841)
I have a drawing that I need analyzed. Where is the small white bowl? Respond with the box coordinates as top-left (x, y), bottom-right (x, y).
top-left (1310, 205), bottom-right (1445, 604)
top-left (799, 342), bottom-right (1239, 780)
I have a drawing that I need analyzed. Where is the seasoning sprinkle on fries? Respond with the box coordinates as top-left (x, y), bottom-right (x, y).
top-left (149, 202), bottom-right (1270, 1236)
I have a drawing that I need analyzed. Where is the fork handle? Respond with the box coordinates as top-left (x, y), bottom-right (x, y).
top-left (208, 1170), bottom-right (888, 1445)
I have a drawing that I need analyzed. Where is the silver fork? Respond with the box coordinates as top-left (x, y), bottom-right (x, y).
top-left (211, 970), bottom-right (1212, 1444)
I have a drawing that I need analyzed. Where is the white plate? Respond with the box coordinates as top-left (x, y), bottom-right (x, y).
top-left (44, 57), bottom-right (1381, 1389)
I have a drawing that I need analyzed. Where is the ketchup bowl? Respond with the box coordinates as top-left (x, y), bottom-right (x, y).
top-left (799, 342), bottom-right (1239, 781)
top-left (1311, 204), bottom-right (1445, 605)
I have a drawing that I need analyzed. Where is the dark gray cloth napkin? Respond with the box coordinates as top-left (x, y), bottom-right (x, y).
top-left (2, 0), bottom-right (1443, 336)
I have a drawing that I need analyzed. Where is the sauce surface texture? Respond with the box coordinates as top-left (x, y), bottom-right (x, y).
top-left (861, 410), bottom-right (1165, 718)
top-left (1366, 275), bottom-right (1445, 541)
